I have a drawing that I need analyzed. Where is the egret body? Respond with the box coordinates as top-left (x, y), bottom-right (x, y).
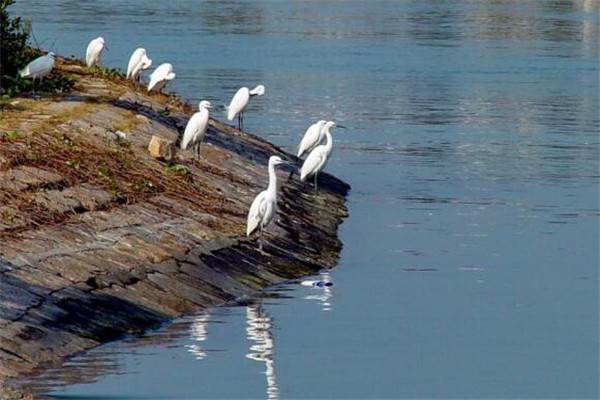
top-left (297, 120), bottom-right (327, 158)
top-left (148, 63), bottom-right (176, 92)
top-left (227, 84), bottom-right (265, 130)
top-left (86, 37), bottom-right (106, 67)
top-left (19, 52), bottom-right (55, 96)
top-left (300, 121), bottom-right (343, 194)
top-left (126, 48), bottom-right (152, 83)
top-left (246, 155), bottom-right (290, 251)
top-left (20, 52), bottom-right (55, 81)
top-left (181, 100), bottom-right (212, 159)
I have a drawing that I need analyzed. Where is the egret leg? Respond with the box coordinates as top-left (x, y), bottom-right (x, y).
top-left (314, 173), bottom-right (318, 195)
top-left (259, 225), bottom-right (263, 251)
top-left (196, 142), bottom-right (201, 160)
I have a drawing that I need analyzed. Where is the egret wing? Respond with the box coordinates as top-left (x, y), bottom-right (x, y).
top-left (300, 147), bottom-right (325, 181)
top-left (181, 112), bottom-right (201, 150)
top-left (247, 191), bottom-right (267, 236)
top-left (227, 88), bottom-right (249, 121)
top-left (127, 49), bottom-right (144, 79)
top-left (148, 63), bottom-right (173, 91)
top-left (298, 123), bottom-right (321, 157)
top-left (86, 39), bottom-right (104, 66)
top-left (148, 67), bottom-right (164, 91)
top-left (20, 55), bottom-right (53, 78)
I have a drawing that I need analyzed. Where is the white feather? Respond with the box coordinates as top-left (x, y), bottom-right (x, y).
top-left (126, 48), bottom-right (152, 80)
top-left (247, 192), bottom-right (270, 236)
top-left (298, 120), bottom-right (326, 158)
top-left (300, 147), bottom-right (329, 181)
top-left (181, 101), bottom-right (211, 151)
top-left (246, 156), bottom-right (287, 239)
top-left (148, 63), bottom-right (176, 92)
top-left (300, 121), bottom-right (336, 182)
top-left (20, 53), bottom-right (55, 80)
top-left (86, 37), bottom-right (105, 67)
top-left (227, 87), bottom-right (250, 121)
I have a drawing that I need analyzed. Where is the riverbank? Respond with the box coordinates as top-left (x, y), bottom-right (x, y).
top-left (0, 57), bottom-right (349, 397)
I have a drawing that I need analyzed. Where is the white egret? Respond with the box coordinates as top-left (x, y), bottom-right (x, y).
top-left (148, 63), bottom-right (176, 93)
top-left (126, 47), bottom-right (152, 84)
top-left (297, 120), bottom-right (327, 158)
top-left (300, 121), bottom-right (345, 194)
top-left (247, 155), bottom-right (291, 251)
top-left (227, 84), bottom-right (265, 130)
top-left (19, 52), bottom-right (55, 96)
top-left (86, 37), bottom-right (106, 67)
top-left (180, 100), bottom-right (212, 159)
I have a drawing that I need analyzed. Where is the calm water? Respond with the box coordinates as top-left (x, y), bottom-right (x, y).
top-left (11, 0), bottom-right (599, 398)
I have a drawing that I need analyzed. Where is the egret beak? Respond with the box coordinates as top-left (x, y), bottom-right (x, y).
top-left (337, 125), bottom-right (347, 129)
top-left (279, 160), bottom-right (297, 169)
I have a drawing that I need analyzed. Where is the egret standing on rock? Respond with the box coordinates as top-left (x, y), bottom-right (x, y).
top-left (181, 100), bottom-right (212, 159)
top-left (19, 52), bottom-right (55, 96)
top-left (300, 121), bottom-right (344, 194)
top-left (126, 48), bottom-right (152, 84)
top-left (148, 63), bottom-right (176, 93)
top-left (247, 155), bottom-right (292, 251)
top-left (86, 37), bottom-right (106, 67)
top-left (227, 84), bottom-right (265, 130)
top-left (297, 120), bottom-right (327, 158)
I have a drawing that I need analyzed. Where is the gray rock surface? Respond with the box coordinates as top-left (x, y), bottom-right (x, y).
top-left (0, 58), bottom-right (349, 389)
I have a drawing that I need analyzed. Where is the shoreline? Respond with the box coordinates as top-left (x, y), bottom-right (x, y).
top-left (0, 57), bottom-right (349, 397)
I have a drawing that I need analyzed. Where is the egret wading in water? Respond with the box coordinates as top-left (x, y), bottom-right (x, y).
top-left (227, 85), bottom-right (265, 130)
top-left (148, 63), bottom-right (176, 93)
top-left (181, 100), bottom-right (212, 159)
top-left (86, 37), bottom-right (106, 67)
top-left (126, 48), bottom-right (152, 87)
top-left (297, 120), bottom-right (327, 158)
top-left (247, 155), bottom-right (292, 251)
top-left (300, 121), bottom-right (345, 194)
top-left (19, 52), bottom-right (55, 97)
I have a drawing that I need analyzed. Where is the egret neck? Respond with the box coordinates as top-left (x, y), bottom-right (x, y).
top-left (266, 158), bottom-right (279, 200)
top-left (323, 127), bottom-right (333, 157)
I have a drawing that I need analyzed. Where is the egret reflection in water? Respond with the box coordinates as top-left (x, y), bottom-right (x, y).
top-left (246, 303), bottom-right (279, 400)
top-left (186, 311), bottom-right (210, 360)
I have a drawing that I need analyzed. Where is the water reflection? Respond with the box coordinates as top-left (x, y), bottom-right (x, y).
top-left (303, 271), bottom-right (334, 312)
top-left (185, 311), bottom-right (210, 360)
top-left (246, 303), bottom-right (279, 400)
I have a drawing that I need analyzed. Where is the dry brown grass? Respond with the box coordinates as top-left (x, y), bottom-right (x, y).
top-left (0, 126), bottom-right (245, 236)
top-left (0, 58), bottom-right (247, 238)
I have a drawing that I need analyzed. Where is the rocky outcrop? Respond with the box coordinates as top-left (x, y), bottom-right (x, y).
top-left (0, 58), bottom-right (349, 388)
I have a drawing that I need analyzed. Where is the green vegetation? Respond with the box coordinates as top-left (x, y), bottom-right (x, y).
top-left (163, 164), bottom-right (191, 176)
top-left (0, 0), bottom-right (75, 98)
top-left (97, 166), bottom-right (112, 179)
top-left (1, 130), bottom-right (19, 141)
top-left (90, 66), bottom-right (125, 81)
